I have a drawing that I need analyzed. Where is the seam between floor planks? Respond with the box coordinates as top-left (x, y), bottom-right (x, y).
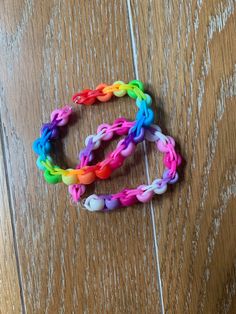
top-left (0, 115), bottom-right (25, 313)
top-left (126, 0), bottom-right (165, 313)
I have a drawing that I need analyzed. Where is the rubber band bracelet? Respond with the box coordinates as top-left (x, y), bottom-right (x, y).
top-left (32, 80), bottom-right (182, 211)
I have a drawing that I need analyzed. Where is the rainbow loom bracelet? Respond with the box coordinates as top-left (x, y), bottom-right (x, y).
top-left (32, 80), bottom-right (182, 211)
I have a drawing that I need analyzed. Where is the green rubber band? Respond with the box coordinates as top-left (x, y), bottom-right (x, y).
top-left (44, 168), bottom-right (62, 184)
top-left (127, 80), bottom-right (144, 99)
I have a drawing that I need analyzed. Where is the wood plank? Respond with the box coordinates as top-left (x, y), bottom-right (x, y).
top-left (0, 127), bottom-right (22, 313)
top-left (130, 0), bottom-right (236, 313)
top-left (0, 1), bottom-right (161, 312)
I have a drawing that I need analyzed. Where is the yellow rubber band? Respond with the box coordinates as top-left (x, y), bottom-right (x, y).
top-left (41, 160), bottom-right (68, 176)
top-left (50, 168), bottom-right (68, 176)
top-left (119, 84), bottom-right (134, 91)
top-left (103, 84), bottom-right (121, 93)
top-left (65, 169), bottom-right (85, 176)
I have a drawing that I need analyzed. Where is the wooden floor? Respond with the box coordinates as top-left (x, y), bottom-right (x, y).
top-left (0, 1), bottom-right (236, 313)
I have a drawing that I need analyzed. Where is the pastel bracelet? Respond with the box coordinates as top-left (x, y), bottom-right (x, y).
top-left (32, 80), bottom-right (182, 211)
top-left (82, 124), bottom-right (181, 211)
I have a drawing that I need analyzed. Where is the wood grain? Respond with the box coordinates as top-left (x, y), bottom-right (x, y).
top-left (0, 0), bottom-right (161, 313)
top-left (1, 0), bottom-right (236, 313)
top-left (130, 0), bottom-right (236, 313)
top-left (0, 129), bottom-right (22, 313)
